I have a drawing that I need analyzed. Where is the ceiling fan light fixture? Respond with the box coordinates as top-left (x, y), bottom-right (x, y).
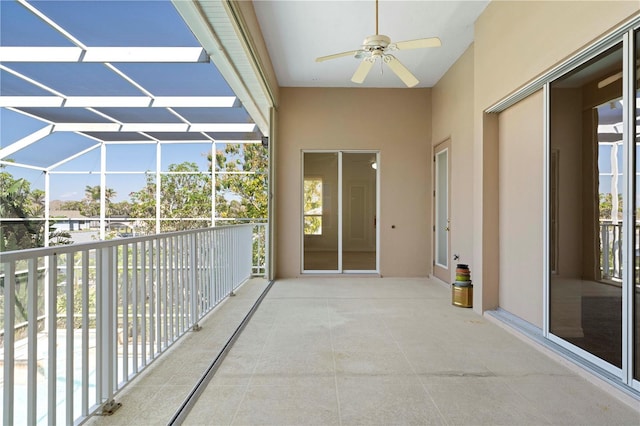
top-left (314, 0), bottom-right (441, 87)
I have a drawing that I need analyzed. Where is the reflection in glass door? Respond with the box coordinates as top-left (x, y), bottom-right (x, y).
top-left (303, 152), bottom-right (378, 273)
top-left (549, 43), bottom-right (624, 371)
top-left (303, 153), bottom-right (339, 271)
top-left (342, 153), bottom-right (377, 271)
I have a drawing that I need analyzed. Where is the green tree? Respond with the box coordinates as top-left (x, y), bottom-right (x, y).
top-left (129, 162), bottom-right (212, 233)
top-left (599, 192), bottom-right (623, 220)
top-left (1, 167), bottom-right (72, 251)
top-left (209, 143), bottom-right (268, 221)
top-left (81, 185), bottom-right (117, 217)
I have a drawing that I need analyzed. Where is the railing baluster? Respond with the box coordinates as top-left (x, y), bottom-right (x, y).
top-left (617, 224), bottom-right (623, 279)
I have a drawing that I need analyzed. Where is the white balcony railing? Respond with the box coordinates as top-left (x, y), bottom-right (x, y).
top-left (0, 224), bottom-right (256, 425)
top-left (600, 220), bottom-right (624, 281)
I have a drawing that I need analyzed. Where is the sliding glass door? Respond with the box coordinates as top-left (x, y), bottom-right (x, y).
top-left (302, 151), bottom-right (378, 273)
top-left (548, 30), bottom-right (639, 390)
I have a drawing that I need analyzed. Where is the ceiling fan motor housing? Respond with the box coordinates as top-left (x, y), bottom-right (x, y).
top-left (362, 34), bottom-right (391, 52)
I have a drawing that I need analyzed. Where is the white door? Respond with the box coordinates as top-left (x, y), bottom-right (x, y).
top-left (433, 141), bottom-right (451, 283)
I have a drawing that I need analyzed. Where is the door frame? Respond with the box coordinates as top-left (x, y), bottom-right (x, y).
top-left (433, 140), bottom-right (451, 283)
top-left (301, 150), bottom-right (380, 274)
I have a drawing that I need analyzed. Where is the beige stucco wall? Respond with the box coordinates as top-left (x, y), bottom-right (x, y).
top-left (431, 45), bottom-right (475, 283)
top-left (256, 0), bottom-right (639, 313)
top-left (276, 88), bottom-right (431, 277)
top-left (498, 91), bottom-right (544, 327)
top-left (470, 0), bottom-right (638, 314)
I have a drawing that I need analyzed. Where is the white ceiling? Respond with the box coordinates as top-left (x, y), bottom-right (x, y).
top-left (253, 0), bottom-right (490, 88)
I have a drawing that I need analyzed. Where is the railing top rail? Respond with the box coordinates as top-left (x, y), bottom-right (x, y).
top-left (0, 223), bottom-right (258, 262)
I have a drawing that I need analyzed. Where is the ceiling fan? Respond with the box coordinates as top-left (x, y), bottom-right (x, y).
top-left (315, 0), bottom-right (441, 87)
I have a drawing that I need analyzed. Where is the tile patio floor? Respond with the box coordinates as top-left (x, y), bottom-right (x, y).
top-left (89, 277), bottom-right (640, 425)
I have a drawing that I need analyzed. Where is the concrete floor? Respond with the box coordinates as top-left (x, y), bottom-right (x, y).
top-left (89, 277), bottom-right (640, 425)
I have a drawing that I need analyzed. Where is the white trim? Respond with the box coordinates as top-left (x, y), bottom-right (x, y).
top-left (0, 47), bottom-right (207, 63)
top-left (50, 123), bottom-right (256, 133)
top-left (0, 160), bottom-right (46, 171)
top-left (434, 146), bottom-right (449, 269)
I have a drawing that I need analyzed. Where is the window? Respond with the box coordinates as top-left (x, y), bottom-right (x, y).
top-left (303, 178), bottom-right (322, 235)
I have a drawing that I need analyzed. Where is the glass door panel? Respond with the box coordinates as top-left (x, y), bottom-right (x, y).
top-left (303, 153), bottom-right (339, 271)
top-left (549, 43), bottom-right (623, 369)
top-left (433, 141), bottom-right (451, 283)
top-left (342, 153), bottom-right (377, 271)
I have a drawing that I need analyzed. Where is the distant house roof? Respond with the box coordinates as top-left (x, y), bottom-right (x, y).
top-left (49, 210), bottom-right (88, 219)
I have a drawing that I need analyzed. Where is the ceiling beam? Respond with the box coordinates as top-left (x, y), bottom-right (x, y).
top-left (52, 123), bottom-right (256, 132)
top-left (0, 125), bottom-right (54, 160)
top-left (0, 96), bottom-right (238, 108)
top-left (0, 46), bottom-right (208, 63)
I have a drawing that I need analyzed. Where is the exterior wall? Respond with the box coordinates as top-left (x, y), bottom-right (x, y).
top-left (498, 91), bottom-right (544, 327)
top-left (470, 0), bottom-right (638, 315)
top-left (431, 45), bottom-right (475, 283)
top-left (276, 88), bottom-right (431, 277)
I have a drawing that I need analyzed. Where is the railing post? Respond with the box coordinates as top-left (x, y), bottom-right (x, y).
top-left (81, 251), bottom-right (89, 417)
top-left (66, 253), bottom-right (75, 424)
top-left (3, 260), bottom-right (16, 426)
top-left (27, 258), bottom-right (37, 425)
top-left (97, 246), bottom-right (120, 415)
top-left (47, 254), bottom-right (57, 424)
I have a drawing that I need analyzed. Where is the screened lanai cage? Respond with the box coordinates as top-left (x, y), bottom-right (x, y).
top-left (0, 1), bottom-right (270, 424)
top-left (1, 0), bottom-right (269, 253)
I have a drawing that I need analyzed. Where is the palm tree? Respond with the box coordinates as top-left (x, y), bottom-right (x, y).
top-left (82, 185), bottom-right (116, 217)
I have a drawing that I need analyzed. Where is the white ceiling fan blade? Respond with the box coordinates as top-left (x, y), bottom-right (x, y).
top-left (390, 37), bottom-right (441, 50)
top-left (384, 55), bottom-right (419, 87)
top-left (351, 58), bottom-right (375, 84)
top-left (316, 50), bottom-right (361, 62)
